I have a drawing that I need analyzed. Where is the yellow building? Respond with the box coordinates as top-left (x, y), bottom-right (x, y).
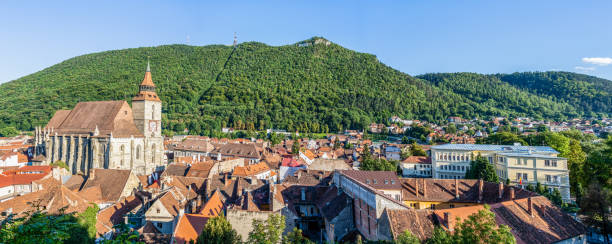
top-left (431, 144), bottom-right (570, 201)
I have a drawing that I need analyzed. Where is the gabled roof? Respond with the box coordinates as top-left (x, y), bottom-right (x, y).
top-left (0, 178), bottom-right (91, 216)
top-left (80, 169), bottom-right (133, 202)
top-left (402, 156), bottom-right (431, 164)
top-left (46, 101), bottom-right (143, 137)
top-left (211, 143), bottom-right (260, 159)
top-left (185, 162), bottom-right (215, 178)
top-left (399, 178), bottom-right (536, 203)
top-left (385, 209), bottom-right (436, 240)
top-left (233, 162), bottom-right (270, 177)
top-left (162, 163), bottom-right (190, 177)
top-left (198, 190), bottom-right (224, 217)
top-left (173, 214), bottom-right (209, 244)
top-left (339, 170), bottom-right (402, 190)
top-left (96, 195), bottom-right (142, 237)
top-left (431, 196), bottom-right (587, 244)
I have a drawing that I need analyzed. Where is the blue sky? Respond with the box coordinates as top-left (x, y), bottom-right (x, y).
top-left (1, 0), bottom-right (611, 83)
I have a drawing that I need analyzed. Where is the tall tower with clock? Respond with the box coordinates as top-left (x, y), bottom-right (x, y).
top-left (133, 61), bottom-right (162, 137)
top-left (132, 61), bottom-right (163, 170)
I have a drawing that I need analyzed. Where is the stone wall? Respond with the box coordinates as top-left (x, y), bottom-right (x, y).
top-left (226, 209), bottom-right (275, 242)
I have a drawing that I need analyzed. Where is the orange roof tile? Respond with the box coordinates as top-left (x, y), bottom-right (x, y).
top-left (173, 214), bottom-right (209, 244)
top-left (198, 190), bottom-right (224, 217)
top-left (302, 150), bottom-right (316, 160)
top-left (232, 162), bottom-right (270, 177)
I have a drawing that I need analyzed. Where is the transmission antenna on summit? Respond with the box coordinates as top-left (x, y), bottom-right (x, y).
top-left (233, 32), bottom-right (238, 48)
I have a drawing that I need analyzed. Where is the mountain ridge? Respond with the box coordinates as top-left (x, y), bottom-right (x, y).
top-left (0, 37), bottom-right (610, 134)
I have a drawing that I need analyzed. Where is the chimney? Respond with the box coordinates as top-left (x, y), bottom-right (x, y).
top-left (224, 173), bottom-right (229, 186)
top-left (444, 212), bottom-right (454, 231)
top-left (527, 197), bottom-right (533, 216)
top-left (204, 179), bottom-right (211, 201)
top-left (415, 178), bottom-right (419, 198)
top-left (454, 179), bottom-right (459, 199)
top-left (179, 207), bottom-right (185, 217)
top-left (509, 187), bottom-right (515, 200)
top-left (478, 179), bottom-right (484, 202)
top-left (197, 194), bottom-right (202, 208)
top-left (191, 200), bottom-right (197, 213)
top-left (496, 182), bottom-right (502, 199)
top-left (422, 178), bottom-right (427, 198)
top-left (297, 170), bottom-right (302, 179)
top-left (124, 215), bottom-right (129, 224)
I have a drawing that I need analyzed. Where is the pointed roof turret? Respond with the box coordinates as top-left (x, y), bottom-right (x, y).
top-left (133, 60), bottom-right (161, 102)
top-left (140, 60), bottom-right (156, 88)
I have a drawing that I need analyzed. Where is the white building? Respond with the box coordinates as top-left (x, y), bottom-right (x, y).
top-left (431, 144), bottom-right (571, 201)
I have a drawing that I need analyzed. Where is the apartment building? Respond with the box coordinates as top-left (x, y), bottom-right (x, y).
top-left (431, 144), bottom-right (570, 200)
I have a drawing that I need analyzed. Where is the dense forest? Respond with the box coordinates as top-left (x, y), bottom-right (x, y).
top-left (0, 37), bottom-right (610, 135)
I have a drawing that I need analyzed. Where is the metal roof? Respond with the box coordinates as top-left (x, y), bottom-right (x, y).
top-left (430, 144), bottom-right (559, 154)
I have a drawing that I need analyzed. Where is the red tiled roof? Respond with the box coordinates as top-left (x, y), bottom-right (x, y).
top-left (401, 156), bottom-right (431, 164)
top-left (281, 157), bottom-right (304, 167)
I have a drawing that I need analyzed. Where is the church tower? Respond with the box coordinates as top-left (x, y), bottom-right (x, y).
top-left (132, 61), bottom-right (162, 137)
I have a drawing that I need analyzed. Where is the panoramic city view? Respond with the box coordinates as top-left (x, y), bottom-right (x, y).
top-left (0, 1), bottom-right (611, 244)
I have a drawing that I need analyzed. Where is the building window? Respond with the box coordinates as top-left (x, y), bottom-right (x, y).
top-left (546, 175), bottom-right (552, 183)
top-left (450, 204), bottom-right (455, 208)
top-left (545, 160), bottom-right (550, 166)
top-left (156, 208), bottom-right (160, 214)
top-left (551, 160), bottom-right (557, 167)
top-left (157, 222), bottom-right (162, 228)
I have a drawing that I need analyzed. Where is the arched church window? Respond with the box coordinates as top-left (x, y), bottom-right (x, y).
top-left (136, 145), bottom-right (141, 160)
top-left (151, 143), bottom-right (156, 164)
top-left (120, 145), bottom-right (126, 166)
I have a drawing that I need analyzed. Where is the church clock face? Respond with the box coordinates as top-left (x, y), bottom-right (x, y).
top-left (149, 121), bottom-right (157, 132)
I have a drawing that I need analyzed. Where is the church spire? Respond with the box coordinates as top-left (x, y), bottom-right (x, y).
top-left (140, 59), bottom-right (156, 88)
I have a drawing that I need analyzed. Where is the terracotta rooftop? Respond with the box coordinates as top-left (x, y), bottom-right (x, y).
top-left (402, 156), bottom-right (431, 164)
top-left (400, 178), bottom-right (536, 203)
top-left (185, 162), bottom-right (215, 178)
top-left (385, 208), bottom-right (436, 240)
top-left (46, 101), bottom-right (143, 137)
top-left (96, 195), bottom-right (142, 237)
top-left (0, 178), bottom-right (91, 216)
top-left (80, 169), bottom-right (133, 202)
top-left (233, 162), bottom-right (270, 177)
top-left (162, 163), bottom-right (190, 177)
top-left (174, 139), bottom-right (216, 153)
top-left (173, 214), bottom-right (209, 244)
top-left (211, 143), bottom-right (260, 159)
top-left (301, 150), bottom-right (316, 160)
top-left (339, 170), bottom-right (402, 190)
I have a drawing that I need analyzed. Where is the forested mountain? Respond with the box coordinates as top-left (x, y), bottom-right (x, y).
top-left (0, 37), bottom-right (610, 135)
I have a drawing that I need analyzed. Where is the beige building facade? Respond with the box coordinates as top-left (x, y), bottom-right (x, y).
top-left (431, 144), bottom-right (570, 201)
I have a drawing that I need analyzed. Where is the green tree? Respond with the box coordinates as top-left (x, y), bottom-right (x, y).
top-left (465, 155), bottom-right (498, 183)
top-left (580, 182), bottom-right (611, 244)
top-left (410, 142), bottom-right (427, 157)
top-left (248, 214), bottom-right (285, 244)
top-left (452, 205), bottom-right (515, 244)
top-left (445, 124), bottom-right (457, 134)
top-left (478, 132), bottom-right (526, 145)
top-left (282, 228), bottom-right (313, 244)
top-left (0, 126), bottom-right (19, 137)
top-left (401, 136), bottom-right (411, 144)
top-left (197, 215), bottom-right (240, 244)
top-left (395, 230), bottom-right (420, 244)
top-left (102, 223), bottom-right (143, 244)
top-left (0, 205), bottom-right (90, 244)
top-left (426, 227), bottom-right (453, 244)
top-left (292, 140), bottom-right (300, 155)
